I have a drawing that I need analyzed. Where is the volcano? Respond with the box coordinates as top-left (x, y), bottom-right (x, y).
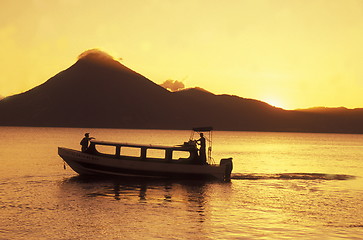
top-left (0, 50), bottom-right (362, 133)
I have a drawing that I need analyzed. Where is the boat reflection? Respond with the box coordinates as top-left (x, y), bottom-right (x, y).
top-left (59, 175), bottom-right (220, 227)
top-left (60, 175), bottom-right (221, 206)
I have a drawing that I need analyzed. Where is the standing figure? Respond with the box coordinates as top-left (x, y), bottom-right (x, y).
top-left (196, 133), bottom-right (207, 164)
top-left (80, 133), bottom-right (95, 153)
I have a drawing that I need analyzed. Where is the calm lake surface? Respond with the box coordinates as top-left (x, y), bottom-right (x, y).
top-left (1, 127), bottom-right (362, 239)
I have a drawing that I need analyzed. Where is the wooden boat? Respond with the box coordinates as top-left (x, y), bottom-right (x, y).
top-left (58, 128), bottom-right (233, 181)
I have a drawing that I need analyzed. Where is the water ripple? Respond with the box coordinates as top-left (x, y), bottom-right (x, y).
top-left (231, 173), bottom-right (356, 180)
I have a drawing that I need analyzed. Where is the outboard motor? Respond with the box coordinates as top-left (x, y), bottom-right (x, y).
top-left (220, 158), bottom-right (233, 181)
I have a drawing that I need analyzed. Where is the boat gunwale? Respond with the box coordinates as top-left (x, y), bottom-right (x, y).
top-left (90, 140), bottom-right (195, 151)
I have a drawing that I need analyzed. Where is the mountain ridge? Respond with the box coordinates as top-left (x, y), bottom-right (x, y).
top-left (0, 50), bottom-right (362, 133)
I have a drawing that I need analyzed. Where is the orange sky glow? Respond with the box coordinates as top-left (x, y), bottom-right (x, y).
top-left (1, 0), bottom-right (363, 109)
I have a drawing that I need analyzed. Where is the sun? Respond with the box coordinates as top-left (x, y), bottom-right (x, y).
top-left (263, 97), bottom-right (286, 109)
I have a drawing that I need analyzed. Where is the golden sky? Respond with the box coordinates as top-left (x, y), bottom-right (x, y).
top-left (1, 0), bottom-right (363, 109)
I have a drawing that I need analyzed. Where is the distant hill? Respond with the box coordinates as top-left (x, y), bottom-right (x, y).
top-left (296, 106), bottom-right (363, 114)
top-left (0, 50), bottom-right (362, 133)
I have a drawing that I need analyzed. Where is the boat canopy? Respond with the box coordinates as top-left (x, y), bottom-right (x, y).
top-left (192, 127), bottom-right (213, 132)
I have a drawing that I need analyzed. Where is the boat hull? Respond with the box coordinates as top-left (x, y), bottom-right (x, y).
top-left (58, 147), bottom-right (231, 181)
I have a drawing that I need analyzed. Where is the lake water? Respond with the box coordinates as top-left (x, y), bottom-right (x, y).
top-left (0, 127), bottom-right (362, 239)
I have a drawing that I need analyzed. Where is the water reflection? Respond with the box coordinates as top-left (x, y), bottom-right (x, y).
top-left (185, 183), bottom-right (207, 223)
top-left (58, 176), bottom-right (219, 238)
top-left (61, 175), bottom-right (215, 208)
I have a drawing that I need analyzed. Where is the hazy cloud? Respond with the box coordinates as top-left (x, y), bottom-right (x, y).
top-left (160, 80), bottom-right (185, 92)
top-left (78, 49), bottom-right (115, 61)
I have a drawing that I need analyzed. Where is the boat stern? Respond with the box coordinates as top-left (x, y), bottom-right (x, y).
top-left (220, 158), bottom-right (233, 181)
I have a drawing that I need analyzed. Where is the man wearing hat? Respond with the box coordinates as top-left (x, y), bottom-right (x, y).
top-left (80, 133), bottom-right (95, 152)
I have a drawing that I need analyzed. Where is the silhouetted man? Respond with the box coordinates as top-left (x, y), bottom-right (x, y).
top-left (196, 133), bottom-right (206, 164)
top-left (80, 133), bottom-right (95, 152)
